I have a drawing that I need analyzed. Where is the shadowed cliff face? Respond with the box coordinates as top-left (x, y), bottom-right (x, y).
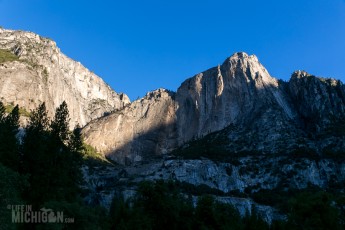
top-left (0, 28), bottom-right (130, 127)
top-left (288, 70), bottom-right (345, 131)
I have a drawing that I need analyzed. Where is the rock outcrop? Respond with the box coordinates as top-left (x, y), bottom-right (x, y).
top-left (288, 70), bottom-right (345, 130)
top-left (176, 52), bottom-right (296, 145)
top-left (81, 155), bottom-right (344, 223)
top-left (82, 89), bottom-right (177, 164)
top-left (0, 28), bottom-right (130, 127)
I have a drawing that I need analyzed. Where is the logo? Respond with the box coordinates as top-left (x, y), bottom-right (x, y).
top-left (8, 205), bottom-right (74, 224)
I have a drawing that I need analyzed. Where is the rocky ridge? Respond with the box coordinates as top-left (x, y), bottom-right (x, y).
top-left (0, 28), bottom-right (130, 127)
top-left (81, 155), bottom-right (345, 223)
top-left (83, 52), bottom-right (345, 164)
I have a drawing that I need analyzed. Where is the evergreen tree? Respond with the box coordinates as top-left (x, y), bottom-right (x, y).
top-left (195, 195), bottom-right (218, 228)
top-left (5, 105), bottom-right (20, 131)
top-left (0, 103), bottom-right (20, 171)
top-left (0, 101), bottom-right (5, 122)
top-left (49, 102), bottom-right (83, 201)
top-left (69, 124), bottom-right (84, 154)
top-left (22, 102), bottom-right (52, 204)
top-left (22, 101), bottom-right (85, 205)
top-left (51, 101), bottom-right (70, 143)
top-left (27, 102), bottom-right (49, 133)
top-left (286, 191), bottom-right (342, 230)
top-left (0, 163), bottom-right (28, 230)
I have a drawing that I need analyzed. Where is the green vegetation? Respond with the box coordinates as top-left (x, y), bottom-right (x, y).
top-left (42, 67), bottom-right (49, 83)
top-left (251, 186), bottom-right (345, 229)
top-left (175, 181), bottom-right (226, 196)
top-left (128, 181), bottom-right (345, 230)
top-left (324, 117), bottom-right (345, 137)
top-left (0, 102), bottom-right (20, 170)
top-left (0, 49), bottom-right (19, 63)
top-left (21, 102), bottom-right (81, 205)
top-left (0, 100), bottom-right (107, 229)
top-left (4, 103), bottom-right (31, 117)
top-left (172, 126), bottom-right (262, 164)
top-left (109, 180), bottom-right (275, 230)
top-left (83, 143), bottom-right (114, 166)
top-left (0, 163), bottom-right (28, 230)
top-left (286, 191), bottom-right (343, 230)
top-left (91, 98), bottom-right (107, 108)
top-left (21, 59), bottom-right (44, 70)
top-left (172, 127), bottom-right (237, 162)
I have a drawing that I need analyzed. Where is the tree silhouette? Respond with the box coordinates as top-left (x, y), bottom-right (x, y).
top-left (51, 101), bottom-right (70, 143)
top-left (22, 103), bottom-right (52, 205)
top-left (0, 103), bottom-right (20, 171)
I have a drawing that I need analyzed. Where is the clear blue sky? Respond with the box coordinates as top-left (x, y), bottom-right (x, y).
top-left (1, 0), bottom-right (345, 100)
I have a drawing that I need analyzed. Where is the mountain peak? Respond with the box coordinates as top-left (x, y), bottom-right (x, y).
top-left (232, 52), bottom-right (249, 58)
top-left (291, 70), bottom-right (312, 79)
top-left (227, 52), bottom-right (258, 62)
top-left (144, 88), bottom-right (175, 101)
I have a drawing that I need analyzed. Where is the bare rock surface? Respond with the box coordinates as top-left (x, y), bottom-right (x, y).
top-left (0, 28), bottom-right (129, 127)
top-left (83, 89), bottom-right (177, 164)
top-left (83, 52), bottom-right (345, 164)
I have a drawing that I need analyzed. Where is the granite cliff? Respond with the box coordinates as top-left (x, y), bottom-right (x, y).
top-left (0, 28), bottom-right (129, 127)
top-left (82, 89), bottom-right (177, 164)
top-left (82, 52), bottom-right (345, 164)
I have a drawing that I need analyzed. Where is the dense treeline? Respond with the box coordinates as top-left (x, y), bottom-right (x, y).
top-left (109, 180), bottom-right (273, 230)
top-left (0, 101), bottom-right (344, 229)
top-left (0, 101), bottom-right (106, 229)
top-left (109, 180), bottom-right (345, 230)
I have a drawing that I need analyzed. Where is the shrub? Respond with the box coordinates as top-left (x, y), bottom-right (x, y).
top-left (0, 49), bottom-right (19, 63)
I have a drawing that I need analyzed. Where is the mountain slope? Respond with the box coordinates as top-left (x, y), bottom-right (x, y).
top-left (82, 52), bottom-right (343, 164)
top-left (175, 52), bottom-right (298, 147)
top-left (0, 28), bottom-right (130, 127)
top-left (82, 89), bottom-right (177, 164)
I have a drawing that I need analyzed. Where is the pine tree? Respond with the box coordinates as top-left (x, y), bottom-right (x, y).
top-left (22, 102), bottom-right (52, 204)
top-left (50, 101), bottom-right (82, 200)
top-left (0, 103), bottom-right (20, 171)
top-left (27, 102), bottom-right (50, 132)
top-left (0, 101), bottom-right (5, 122)
top-left (49, 102), bottom-right (80, 199)
top-left (51, 101), bottom-right (70, 143)
top-left (69, 124), bottom-right (84, 154)
top-left (6, 105), bottom-right (19, 130)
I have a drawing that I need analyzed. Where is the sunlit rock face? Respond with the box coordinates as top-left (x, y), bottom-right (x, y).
top-left (83, 50), bottom-right (345, 163)
top-left (82, 89), bottom-right (177, 164)
top-left (175, 52), bottom-right (296, 145)
top-left (83, 52), bottom-right (304, 163)
top-left (82, 52), bottom-right (345, 164)
top-left (0, 28), bottom-right (129, 127)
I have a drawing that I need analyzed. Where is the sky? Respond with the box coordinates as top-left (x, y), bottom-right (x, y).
top-left (1, 0), bottom-right (345, 100)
